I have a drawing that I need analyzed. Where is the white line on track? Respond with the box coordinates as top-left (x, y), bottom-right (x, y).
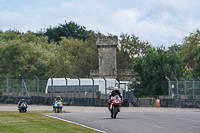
top-left (43, 114), bottom-right (107, 133)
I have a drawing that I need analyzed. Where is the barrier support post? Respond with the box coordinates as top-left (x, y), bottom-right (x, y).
top-left (182, 77), bottom-right (187, 99)
top-left (165, 76), bottom-right (171, 99)
top-left (64, 77), bottom-right (68, 98)
top-left (174, 77), bottom-right (179, 99)
top-left (4, 75), bottom-right (9, 96)
top-left (103, 77), bottom-right (107, 100)
top-left (19, 75), bottom-right (24, 96)
top-left (49, 76), bottom-right (53, 103)
top-left (91, 77), bottom-right (94, 99)
top-left (35, 76), bottom-right (39, 96)
top-left (77, 77), bottom-right (80, 98)
top-left (190, 77), bottom-right (195, 99)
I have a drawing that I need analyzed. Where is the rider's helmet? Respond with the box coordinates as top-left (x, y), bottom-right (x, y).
top-left (113, 87), bottom-right (119, 94)
top-left (56, 96), bottom-right (61, 100)
top-left (21, 99), bottom-right (25, 102)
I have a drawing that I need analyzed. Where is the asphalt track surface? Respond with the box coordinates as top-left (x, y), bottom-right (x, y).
top-left (1, 104), bottom-right (200, 133)
top-left (45, 111), bottom-right (200, 133)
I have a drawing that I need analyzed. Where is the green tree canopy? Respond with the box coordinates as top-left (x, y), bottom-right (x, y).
top-left (47, 35), bottom-right (98, 78)
top-left (119, 34), bottom-right (152, 58)
top-left (40, 21), bottom-right (92, 43)
top-left (168, 44), bottom-right (182, 53)
top-left (131, 47), bottom-right (184, 97)
top-left (0, 31), bottom-right (54, 78)
top-left (191, 48), bottom-right (200, 77)
top-left (0, 30), bottom-right (98, 78)
top-left (117, 34), bottom-right (152, 80)
top-left (117, 34), bottom-right (152, 70)
top-left (177, 29), bottom-right (200, 67)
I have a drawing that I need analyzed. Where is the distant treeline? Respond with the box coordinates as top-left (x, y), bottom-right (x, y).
top-left (0, 21), bottom-right (199, 97)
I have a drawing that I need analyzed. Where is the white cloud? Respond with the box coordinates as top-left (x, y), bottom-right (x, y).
top-left (161, 0), bottom-right (199, 11)
top-left (106, 7), bottom-right (187, 47)
top-left (0, 11), bottom-right (28, 30)
top-left (111, 8), bottom-right (140, 26)
top-left (0, 0), bottom-right (200, 47)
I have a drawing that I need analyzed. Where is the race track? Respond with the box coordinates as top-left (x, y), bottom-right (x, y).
top-left (1, 104), bottom-right (200, 133)
top-left (45, 111), bottom-right (200, 133)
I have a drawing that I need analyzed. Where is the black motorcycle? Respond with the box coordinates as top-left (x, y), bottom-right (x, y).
top-left (18, 102), bottom-right (28, 113)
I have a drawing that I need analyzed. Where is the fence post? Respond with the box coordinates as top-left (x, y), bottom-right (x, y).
top-left (19, 75), bottom-right (24, 96)
top-left (116, 77), bottom-right (120, 88)
top-left (91, 77), bottom-right (94, 99)
top-left (103, 77), bottom-right (107, 100)
top-left (77, 77), bottom-right (80, 98)
top-left (49, 76), bottom-right (53, 103)
top-left (174, 77), bottom-right (179, 99)
top-left (182, 77), bottom-right (187, 99)
top-left (4, 75), bottom-right (9, 96)
top-left (64, 77), bottom-right (68, 98)
top-left (35, 76), bottom-right (39, 96)
top-left (165, 76), bottom-right (171, 99)
top-left (190, 77), bottom-right (195, 99)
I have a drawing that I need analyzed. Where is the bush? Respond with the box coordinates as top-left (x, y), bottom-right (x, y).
top-left (96, 91), bottom-right (101, 99)
top-left (0, 89), bottom-right (4, 95)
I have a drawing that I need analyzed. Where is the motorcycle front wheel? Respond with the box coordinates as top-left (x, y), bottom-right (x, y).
top-left (56, 108), bottom-right (59, 113)
top-left (113, 107), bottom-right (118, 118)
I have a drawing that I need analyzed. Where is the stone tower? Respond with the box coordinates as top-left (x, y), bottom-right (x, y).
top-left (96, 36), bottom-right (118, 78)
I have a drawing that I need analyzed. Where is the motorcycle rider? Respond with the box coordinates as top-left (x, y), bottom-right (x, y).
top-left (55, 96), bottom-right (62, 102)
top-left (53, 96), bottom-right (62, 111)
top-left (108, 86), bottom-right (123, 108)
top-left (17, 99), bottom-right (28, 108)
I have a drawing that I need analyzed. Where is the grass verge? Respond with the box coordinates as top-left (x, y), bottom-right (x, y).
top-left (0, 111), bottom-right (99, 133)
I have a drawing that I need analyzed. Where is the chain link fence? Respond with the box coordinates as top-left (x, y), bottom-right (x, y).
top-left (0, 77), bottom-right (130, 99)
top-left (0, 78), bottom-right (48, 96)
top-left (166, 77), bottom-right (200, 99)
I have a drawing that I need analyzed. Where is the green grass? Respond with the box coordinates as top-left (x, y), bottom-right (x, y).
top-left (0, 111), bottom-right (99, 133)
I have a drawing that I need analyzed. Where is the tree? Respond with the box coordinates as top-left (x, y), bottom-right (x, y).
top-left (47, 36), bottom-right (98, 78)
top-left (177, 29), bottom-right (200, 67)
top-left (131, 47), bottom-right (184, 97)
top-left (116, 48), bottom-right (133, 69)
top-left (41, 21), bottom-right (92, 43)
top-left (117, 34), bottom-right (152, 70)
top-left (116, 34), bottom-right (152, 80)
top-left (0, 29), bottom-right (99, 78)
top-left (0, 31), bottom-right (54, 78)
top-left (119, 34), bottom-right (152, 58)
top-left (47, 40), bottom-right (73, 77)
top-left (168, 44), bottom-right (182, 53)
top-left (191, 48), bottom-right (200, 77)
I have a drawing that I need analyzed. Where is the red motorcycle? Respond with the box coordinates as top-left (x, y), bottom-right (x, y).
top-left (109, 95), bottom-right (122, 118)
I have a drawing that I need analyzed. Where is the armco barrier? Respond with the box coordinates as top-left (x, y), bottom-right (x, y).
top-left (160, 99), bottom-right (200, 108)
top-left (0, 96), bottom-right (128, 107)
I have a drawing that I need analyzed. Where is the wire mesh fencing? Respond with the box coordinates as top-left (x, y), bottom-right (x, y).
top-left (0, 78), bottom-right (48, 96)
top-left (0, 75), bottom-right (133, 101)
top-left (0, 77), bottom-right (124, 99)
top-left (167, 77), bottom-right (200, 99)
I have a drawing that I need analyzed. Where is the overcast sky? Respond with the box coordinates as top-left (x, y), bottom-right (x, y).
top-left (0, 0), bottom-right (200, 47)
